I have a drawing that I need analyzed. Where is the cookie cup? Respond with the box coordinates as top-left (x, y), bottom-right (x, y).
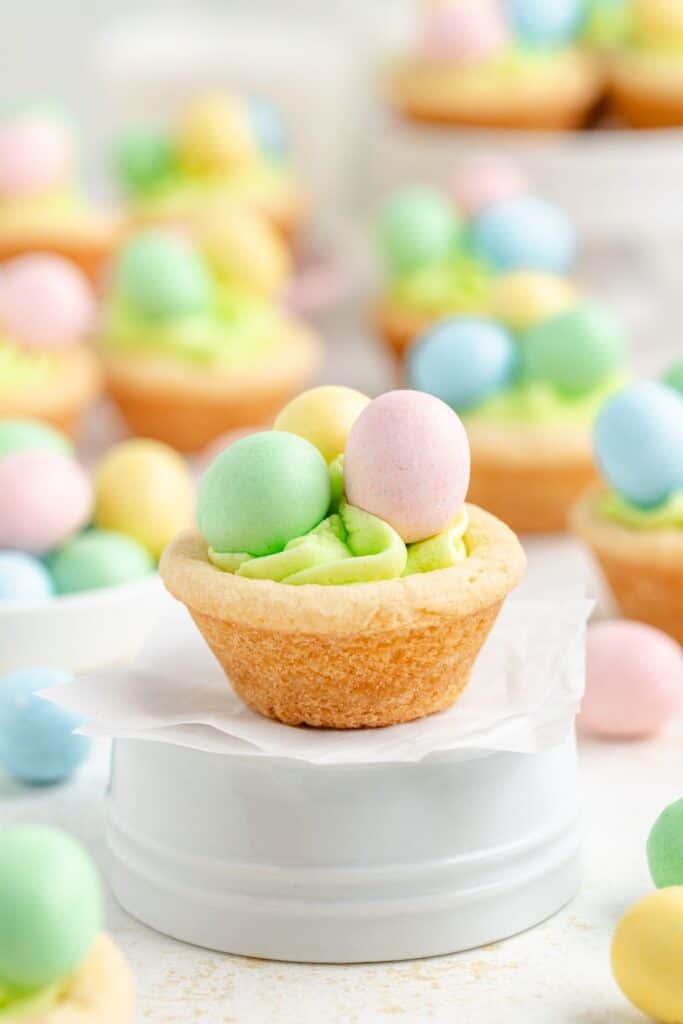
top-left (160, 505), bottom-right (526, 729)
top-left (101, 320), bottom-right (321, 453)
top-left (609, 52), bottom-right (683, 128)
top-left (0, 216), bottom-right (122, 285)
top-left (571, 488), bottom-right (683, 643)
top-left (374, 297), bottom-right (442, 362)
top-left (0, 347), bottom-right (101, 439)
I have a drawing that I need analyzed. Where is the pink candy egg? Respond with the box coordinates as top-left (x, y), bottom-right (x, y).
top-left (0, 255), bottom-right (95, 350)
top-left (455, 158), bottom-right (529, 217)
top-left (0, 448), bottom-right (92, 554)
top-left (0, 114), bottom-right (72, 197)
top-left (344, 390), bottom-right (470, 544)
top-left (421, 1), bottom-right (509, 63)
top-left (579, 620), bottom-right (683, 740)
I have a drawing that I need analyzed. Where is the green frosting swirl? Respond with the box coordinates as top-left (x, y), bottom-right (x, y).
top-left (0, 341), bottom-right (57, 394)
top-left (0, 981), bottom-right (61, 1020)
top-left (465, 374), bottom-right (627, 427)
top-left (127, 160), bottom-right (293, 214)
top-left (389, 256), bottom-right (492, 316)
top-left (599, 490), bottom-right (683, 530)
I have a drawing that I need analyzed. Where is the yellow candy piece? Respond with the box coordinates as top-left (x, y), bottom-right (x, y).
top-left (490, 271), bottom-right (579, 333)
top-left (634, 0), bottom-right (683, 46)
top-left (612, 887), bottom-right (683, 1023)
top-left (177, 93), bottom-right (255, 175)
top-left (198, 204), bottom-right (290, 298)
top-left (94, 440), bottom-right (195, 560)
top-left (274, 386), bottom-right (371, 464)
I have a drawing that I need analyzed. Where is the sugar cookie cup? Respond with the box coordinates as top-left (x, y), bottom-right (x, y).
top-left (0, 346), bottom-right (100, 439)
top-left (609, 52), bottom-right (683, 128)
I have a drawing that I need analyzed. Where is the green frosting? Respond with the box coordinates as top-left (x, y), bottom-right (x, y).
top-left (0, 341), bottom-right (58, 394)
top-left (0, 981), bottom-right (62, 1020)
top-left (599, 489), bottom-right (683, 530)
top-left (465, 374), bottom-right (626, 426)
top-left (388, 256), bottom-right (492, 316)
top-left (583, 1), bottom-right (633, 46)
top-left (125, 160), bottom-right (293, 212)
top-left (404, 514), bottom-right (468, 575)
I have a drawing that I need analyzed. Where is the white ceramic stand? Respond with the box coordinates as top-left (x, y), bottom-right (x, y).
top-left (106, 731), bottom-right (580, 963)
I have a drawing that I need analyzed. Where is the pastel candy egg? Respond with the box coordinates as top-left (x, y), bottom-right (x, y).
top-left (648, 800), bottom-right (683, 889)
top-left (116, 125), bottom-right (175, 193)
top-left (421, 1), bottom-right (509, 62)
top-left (0, 255), bottom-right (95, 350)
top-left (47, 529), bottom-right (154, 594)
top-left (665, 360), bottom-right (683, 396)
top-left (274, 386), bottom-right (371, 463)
top-left (0, 114), bottom-right (72, 198)
top-left (0, 551), bottom-right (54, 602)
top-left (246, 96), bottom-right (289, 159)
top-left (634, 0), bottom-right (683, 46)
top-left (197, 427), bottom-right (261, 475)
top-left (379, 188), bottom-right (463, 275)
top-left (177, 93), bottom-right (255, 174)
top-left (471, 195), bottom-right (577, 274)
top-left (94, 440), bottom-right (195, 560)
top-left (0, 668), bottom-right (91, 785)
top-left (612, 888), bottom-right (683, 1024)
top-left (198, 205), bottom-right (290, 298)
top-left (454, 158), bottom-right (528, 217)
top-left (408, 317), bottom-right (518, 411)
top-left (0, 826), bottom-right (102, 990)
top-left (594, 381), bottom-right (683, 507)
top-left (198, 431), bottom-right (331, 556)
top-left (0, 419), bottom-right (72, 459)
top-left (509, 0), bottom-right (585, 47)
top-left (522, 303), bottom-right (627, 395)
top-left (117, 232), bottom-right (213, 319)
top-left (490, 271), bottom-right (579, 332)
top-left (578, 621), bottom-right (683, 739)
top-left (0, 449), bottom-right (92, 555)
top-left (344, 390), bottom-right (470, 544)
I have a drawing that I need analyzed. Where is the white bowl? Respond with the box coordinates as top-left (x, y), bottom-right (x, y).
top-left (0, 575), bottom-right (167, 675)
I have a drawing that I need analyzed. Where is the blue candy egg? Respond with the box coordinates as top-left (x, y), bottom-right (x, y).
top-left (471, 196), bottom-right (577, 274)
top-left (509, 0), bottom-right (586, 47)
top-left (247, 96), bottom-right (289, 160)
top-left (594, 381), bottom-right (683, 508)
top-left (408, 317), bottom-right (519, 411)
top-left (0, 668), bottom-right (91, 785)
top-left (0, 552), bottom-right (54, 603)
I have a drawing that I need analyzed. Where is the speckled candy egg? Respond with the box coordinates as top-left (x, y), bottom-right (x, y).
top-left (0, 419), bottom-right (72, 459)
top-left (0, 113), bottom-right (72, 197)
top-left (421, 0), bottom-right (509, 61)
top-left (198, 205), bottom-right (290, 299)
top-left (117, 232), bottom-right (213, 319)
top-left (454, 158), bottom-right (528, 218)
top-left (94, 440), bottom-right (195, 560)
top-left (47, 529), bottom-right (154, 594)
top-left (198, 431), bottom-right (331, 556)
top-left (471, 195), bottom-right (577, 274)
top-left (116, 125), bottom-right (175, 193)
top-left (0, 826), bottom-right (102, 991)
top-left (246, 96), bottom-right (289, 159)
top-left (594, 381), bottom-right (683, 507)
top-left (408, 317), bottom-right (518, 411)
top-left (509, 0), bottom-right (585, 47)
top-left (0, 449), bottom-right (92, 555)
top-left (344, 391), bottom-right (470, 544)
top-left (648, 800), bottom-right (683, 889)
top-left (274, 386), bottom-right (371, 463)
top-left (0, 255), bottom-right (95, 350)
top-left (578, 621), bottom-right (683, 739)
top-left (177, 93), bottom-right (255, 174)
top-left (379, 188), bottom-right (463, 275)
top-left (490, 271), bottom-right (579, 332)
top-left (0, 551), bottom-right (54, 602)
top-left (612, 888), bottom-right (683, 1024)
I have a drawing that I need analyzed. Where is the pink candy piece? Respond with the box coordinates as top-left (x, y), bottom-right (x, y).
top-left (421, 1), bottom-right (509, 64)
top-left (0, 114), bottom-right (72, 198)
top-left (344, 390), bottom-right (470, 544)
top-left (0, 255), bottom-right (96, 350)
top-left (0, 448), bottom-right (93, 554)
top-left (455, 158), bottom-right (529, 217)
top-left (579, 620), bottom-right (683, 740)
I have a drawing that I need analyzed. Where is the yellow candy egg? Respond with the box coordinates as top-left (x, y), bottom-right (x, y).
top-left (634, 0), bottom-right (683, 45)
top-left (94, 440), bottom-right (195, 560)
top-left (612, 887), bottom-right (683, 1023)
top-left (198, 204), bottom-right (290, 298)
top-left (274, 386), bottom-right (371, 464)
top-left (177, 93), bottom-right (255, 175)
top-left (490, 271), bottom-right (579, 332)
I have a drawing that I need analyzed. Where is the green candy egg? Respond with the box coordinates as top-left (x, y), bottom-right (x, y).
top-left (0, 420), bottom-right (72, 460)
top-left (115, 125), bottom-right (175, 193)
top-left (0, 826), bottom-right (102, 992)
top-left (47, 529), bottom-right (154, 594)
top-left (378, 187), bottom-right (463, 276)
top-left (198, 431), bottom-right (331, 557)
top-left (117, 232), bottom-right (213, 319)
top-left (522, 303), bottom-right (627, 395)
top-left (648, 799), bottom-right (683, 888)
top-left (665, 360), bottom-right (683, 396)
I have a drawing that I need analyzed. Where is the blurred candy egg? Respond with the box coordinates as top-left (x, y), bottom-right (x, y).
top-left (665, 360), bottom-right (683, 396)
top-left (379, 187), bottom-right (463, 275)
top-left (522, 303), bottom-right (626, 395)
top-left (648, 799), bottom-right (683, 889)
top-left (408, 317), bottom-right (518, 411)
top-left (594, 381), bottom-right (683, 507)
top-left (0, 255), bottom-right (95, 350)
top-left (0, 551), bottom-right (54, 602)
top-left (490, 271), bottom-right (579, 332)
top-left (0, 668), bottom-right (91, 785)
top-left (612, 888), bottom-right (683, 1024)
top-left (0, 826), bottom-right (102, 991)
top-left (344, 390), bottom-right (470, 544)
top-left (421, 0), bottom-right (509, 62)
top-left (634, 0), bottom-right (683, 46)
top-left (579, 620), bottom-right (683, 739)
top-left (198, 205), bottom-right (290, 298)
top-left (177, 93), bottom-right (255, 174)
top-left (246, 96), bottom-right (289, 159)
top-left (94, 440), bottom-right (195, 560)
top-left (198, 431), bottom-right (331, 556)
top-left (0, 419), bottom-right (72, 459)
top-left (0, 449), bottom-right (92, 554)
top-left (47, 529), bottom-right (154, 594)
top-left (274, 386), bottom-right (371, 463)
top-left (454, 158), bottom-right (528, 217)
top-left (471, 195), bottom-right (577, 274)
top-left (115, 124), bottom-right (175, 193)
top-left (0, 113), bottom-right (72, 197)
top-left (117, 232), bottom-right (213, 319)
top-left (509, 0), bottom-right (585, 47)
